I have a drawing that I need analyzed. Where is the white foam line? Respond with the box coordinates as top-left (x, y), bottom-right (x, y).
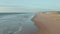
top-left (14, 25), bottom-right (24, 34)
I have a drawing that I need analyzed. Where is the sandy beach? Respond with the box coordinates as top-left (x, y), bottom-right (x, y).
top-left (33, 12), bottom-right (60, 34)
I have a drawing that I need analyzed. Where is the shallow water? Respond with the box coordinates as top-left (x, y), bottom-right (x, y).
top-left (0, 13), bottom-right (37, 34)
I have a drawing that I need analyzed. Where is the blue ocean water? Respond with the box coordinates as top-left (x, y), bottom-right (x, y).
top-left (0, 13), bottom-right (37, 34)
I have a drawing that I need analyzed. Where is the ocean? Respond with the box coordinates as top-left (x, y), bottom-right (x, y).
top-left (0, 13), bottom-right (37, 34)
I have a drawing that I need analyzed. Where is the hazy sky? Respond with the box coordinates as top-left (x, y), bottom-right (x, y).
top-left (0, 0), bottom-right (60, 12)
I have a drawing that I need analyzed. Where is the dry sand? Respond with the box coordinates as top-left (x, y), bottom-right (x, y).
top-left (34, 12), bottom-right (60, 34)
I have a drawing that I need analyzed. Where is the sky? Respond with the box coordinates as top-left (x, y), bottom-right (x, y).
top-left (0, 0), bottom-right (60, 12)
